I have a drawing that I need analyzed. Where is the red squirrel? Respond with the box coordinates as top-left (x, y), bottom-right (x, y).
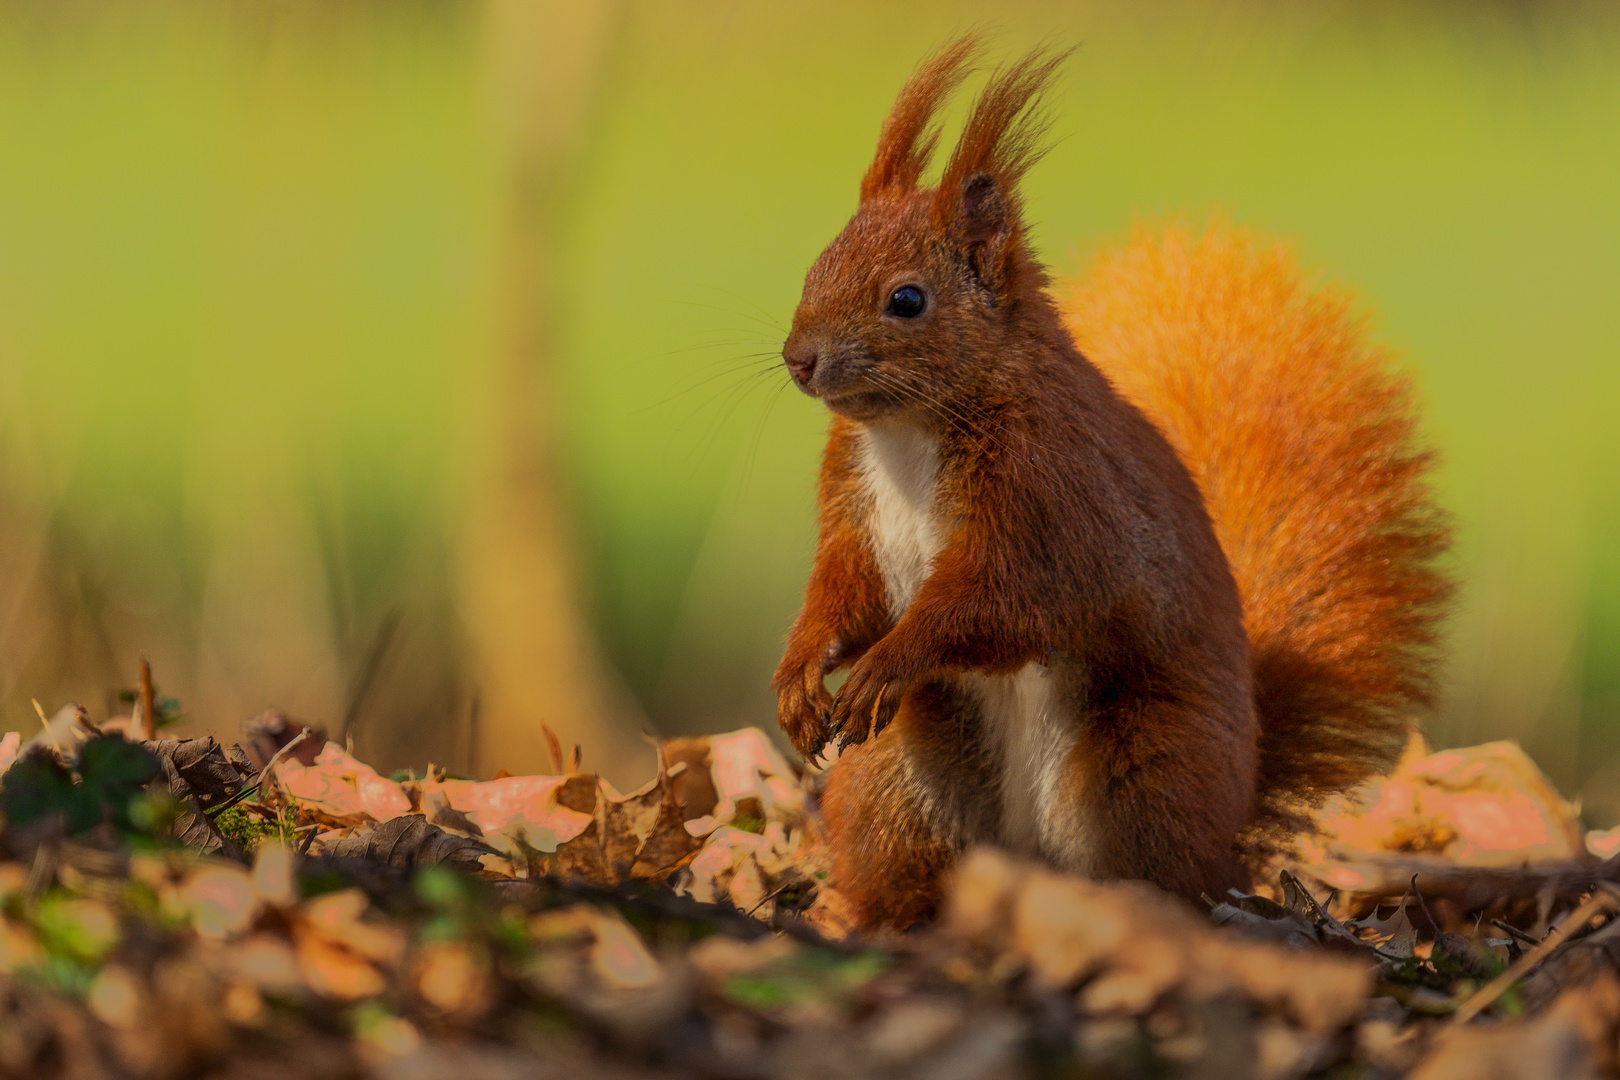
top-left (771, 38), bottom-right (1452, 928)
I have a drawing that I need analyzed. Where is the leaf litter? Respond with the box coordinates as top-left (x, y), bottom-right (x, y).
top-left (2, 698), bottom-right (1620, 1078)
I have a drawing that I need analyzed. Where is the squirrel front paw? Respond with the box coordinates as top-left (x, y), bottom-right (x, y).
top-left (829, 647), bottom-right (912, 748)
top-left (774, 657), bottom-right (834, 760)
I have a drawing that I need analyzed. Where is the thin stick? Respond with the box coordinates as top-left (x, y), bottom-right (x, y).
top-left (32, 699), bottom-right (62, 754)
top-left (138, 656), bottom-right (156, 741)
top-left (746, 880), bottom-right (793, 917)
top-left (1455, 890), bottom-right (1619, 1023)
top-left (1489, 918), bottom-right (1541, 947)
top-left (1411, 874), bottom-right (1439, 932)
top-left (206, 782), bottom-right (261, 818)
top-left (250, 729), bottom-right (312, 809)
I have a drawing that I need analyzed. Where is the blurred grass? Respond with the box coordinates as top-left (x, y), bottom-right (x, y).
top-left (1, 1), bottom-right (1618, 813)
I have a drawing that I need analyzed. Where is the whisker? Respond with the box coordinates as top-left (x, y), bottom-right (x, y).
top-left (669, 295), bottom-right (790, 339)
top-left (688, 284), bottom-right (791, 337)
top-left (737, 379), bottom-right (795, 495)
top-left (658, 338), bottom-right (785, 359)
top-left (679, 366), bottom-right (792, 463)
top-left (640, 356), bottom-right (784, 415)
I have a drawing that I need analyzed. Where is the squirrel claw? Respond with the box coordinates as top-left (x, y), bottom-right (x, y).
top-left (775, 659), bottom-right (834, 761)
top-left (830, 663), bottom-right (905, 747)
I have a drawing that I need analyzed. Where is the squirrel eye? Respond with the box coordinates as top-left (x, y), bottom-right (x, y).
top-left (886, 285), bottom-right (926, 319)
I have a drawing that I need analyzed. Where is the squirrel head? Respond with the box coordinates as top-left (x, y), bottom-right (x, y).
top-left (783, 38), bottom-right (1068, 423)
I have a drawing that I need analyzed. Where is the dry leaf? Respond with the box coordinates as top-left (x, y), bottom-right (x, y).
top-left (180, 865), bottom-right (259, 940)
top-left (317, 814), bottom-right (499, 873)
top-left (1305, 738), bottom-right (1588, 885)
top-left (0, 731), bottom-right (20, 778)
top-left (275, 743), bottom-right (410, 827)
top-left (415, 940), bottom-right (492, 1015)
top-left (684, 729), bottom-right (803, 836)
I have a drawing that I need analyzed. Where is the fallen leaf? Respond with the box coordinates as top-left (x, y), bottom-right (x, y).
top-left (275, 743), bottom-right (410, 827)
top-left (427, 774), bottom-right (593, 852)
top-left (589, 912), bottom-right (663, 990)
top-left (416, 940), bottom-right (491, 1014)
top-left (317, 814), bottom-right (498, 873)
top-left (684, 728), bottom-right (803, 836)
top-left (180, 865), bottom-right (259, 940)
top-left (0, 731), bottom-right (19, 777)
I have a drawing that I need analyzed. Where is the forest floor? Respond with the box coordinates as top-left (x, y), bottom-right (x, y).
top-left (2, 699), bottom-right (1618, 1080)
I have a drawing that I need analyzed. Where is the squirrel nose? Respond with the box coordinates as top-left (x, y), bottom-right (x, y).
top-left (783, 340), bottom-right (818, 384)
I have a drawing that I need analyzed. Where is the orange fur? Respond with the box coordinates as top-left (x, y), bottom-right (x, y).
top-left (1060, 227), bottom-right (1453, 828)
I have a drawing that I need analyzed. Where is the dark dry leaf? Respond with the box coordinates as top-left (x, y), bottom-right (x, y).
top-left (1432, 932), bottom-right (1495, 980)
top-left (1211, 887), bottom-right (1321, 949)
top-left (420, 789), bottom-right (484, 838)
top-left (147, 737), bottom-right (249, 810)
top-left (150, 746), bottom-right (248, 864)
top-left (321, 814), bottom-right (498, 873)
top-left (240, 709), bottom-right (326, 770)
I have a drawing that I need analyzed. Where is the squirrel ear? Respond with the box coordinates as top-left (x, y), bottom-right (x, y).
top-left (931, 45), bottom-right (1067, 297)
top-left (953, 172), bottom-right (1015, 294)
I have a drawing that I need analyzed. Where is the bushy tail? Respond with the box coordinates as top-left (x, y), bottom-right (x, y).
top-left (1060, 226), bottom-right (1453, 828)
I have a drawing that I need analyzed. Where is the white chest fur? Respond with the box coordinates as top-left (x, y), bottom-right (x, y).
top-left (969, 664), bottom-right (1087, 869)
top-left (857, 423), bottom-right (944, 618)
top-left (858, 423), bottom-right (1089, 872)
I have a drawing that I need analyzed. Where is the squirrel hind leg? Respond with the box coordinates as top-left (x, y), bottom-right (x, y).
top-left (1076, 690), bottom-right (1257, 902)
top-left (819, 683), bottom-right (996, 929)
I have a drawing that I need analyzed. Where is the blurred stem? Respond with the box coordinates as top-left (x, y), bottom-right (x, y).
top-left (459, 0), bottom-right (651, 785)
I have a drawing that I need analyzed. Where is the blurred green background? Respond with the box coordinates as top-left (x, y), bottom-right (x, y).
top-left (1, 2), bottom-right (1617, 816)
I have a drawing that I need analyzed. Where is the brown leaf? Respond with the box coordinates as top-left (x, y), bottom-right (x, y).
top-left (600, 777), bottom-right (665, 883)
top-left (149, 740), bottom-right (248, 863)
top-left (147, 737), bottom-right (250, 810)
top-left (660, 736), bottom-right (719, 822)
top-left (318, 814), bottom-right (498, 873)
top-left (240, 709), bottom-right (326, 770)
top-left (420, 790), bottom-right (484, 838)
top-left (1012, 869), bottom-right (1126, 988)
top-left (1412, 985), bottom-right (1606, 1080)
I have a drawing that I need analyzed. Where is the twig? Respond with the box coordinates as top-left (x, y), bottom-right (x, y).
top-left (205, 782), bottom-right (261, 818)
top-left (1282, 870), bottom-right (1343, 927)
top-left (746, 880), bottom-right (793, 917)
top-left (32, 699), bottom-right (61, 755)
top-left (248, 729), bottom-right (311, 810)
top-left (138, 656), bottom-right (156, 742)
top-left (1411, 874), bottom-right (1439, 932)
top-left (208, 728), bottom-right (316, 816)
top-left (1489, 918), bottom-right (1541, 947)
top-left (1455, 889), bottom-right (1620, 1024)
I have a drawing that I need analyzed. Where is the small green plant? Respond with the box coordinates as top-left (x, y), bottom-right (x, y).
top-left (215, 804), bottom-right (273, 852)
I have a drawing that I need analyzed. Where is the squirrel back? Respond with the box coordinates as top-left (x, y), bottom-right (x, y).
top-left (1061, 228), bottom-right (1453, 832)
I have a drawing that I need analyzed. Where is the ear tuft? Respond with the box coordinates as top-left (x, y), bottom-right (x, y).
top-left (932, 45), bottom-right (1070, 284)
top-left (860, 35), bottom-right (980, 204)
